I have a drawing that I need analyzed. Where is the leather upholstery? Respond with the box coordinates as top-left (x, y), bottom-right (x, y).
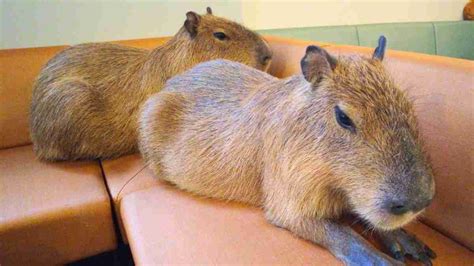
top-left (0, 37), bottom-right (171, 150)
top-left (121, 184), bottom-right (474, 265)
top-left (101, 154), bottom-right (159, 240)
top-left (0, 46), bottom-right (67, 149)
top-left (0, 146), bottom-right (117, 265)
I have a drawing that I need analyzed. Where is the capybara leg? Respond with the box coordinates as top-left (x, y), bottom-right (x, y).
top-left (377, 228), bottom-right (436, 265)
top-left (266, 213), bottom-right (402, 266)
top-left (31, 79), bottom-right (103, 161)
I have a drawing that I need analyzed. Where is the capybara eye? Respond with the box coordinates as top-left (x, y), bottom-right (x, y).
top-left (335, 106), bottom-right (355, 132)
top-left (213, 32), bottom-right (228, 41)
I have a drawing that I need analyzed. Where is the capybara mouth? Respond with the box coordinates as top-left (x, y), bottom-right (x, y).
top-left (366, 209), bottom-right (423, 231)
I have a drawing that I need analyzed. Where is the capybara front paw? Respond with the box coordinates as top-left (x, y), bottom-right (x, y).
top-left (380, 229), bottom-right (436, 265)
top-left (339, 242), bottom-right (404, 266)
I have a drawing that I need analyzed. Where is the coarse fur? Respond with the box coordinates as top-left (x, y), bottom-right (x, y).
top-left (139, 43), bottom-right (436, 265)
top-left (30, 8), bottom-right (272, 161)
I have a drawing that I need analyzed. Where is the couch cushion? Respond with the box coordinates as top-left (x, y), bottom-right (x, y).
top-left (0, 37), bottom-right (170, 150)
top-left (0, 145), bottom-right (117, 265)
top-left (101, 154), bottom-right (158, 204)
top-left (0, 46), bottom-right (67, 149)
top-left (121, 184), bottom-right (474, 265)
top-left (433, 21), bottom-right (474, 60)
top-left (101, 154), bottom-right (159, 241)
top-left (113, 37), bottom-right (170, 49)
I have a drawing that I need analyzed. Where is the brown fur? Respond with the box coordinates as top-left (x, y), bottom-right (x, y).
top-left (29, 8), bottom-right (271, 161)
top-left (139, 47), bottom-right (435, 265)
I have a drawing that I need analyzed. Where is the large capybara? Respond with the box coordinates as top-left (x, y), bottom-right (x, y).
top-left (30, 7), bottom-right (272, 161)
top-left (139, 37), bottom-right (435, 265)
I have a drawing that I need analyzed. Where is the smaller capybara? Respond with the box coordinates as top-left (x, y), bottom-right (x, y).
top-left (139, 36), bottom-right (436, 265)
top-left (30, 7), bottom-right (272, 161)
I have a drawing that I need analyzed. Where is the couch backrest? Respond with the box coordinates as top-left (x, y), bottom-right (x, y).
top-left (0, 35), bottom-right (472, 250)
top-left (0, 46), bottom-right (67, 149)
top-left (0, 37), bottom-right (170, 150)
top-left (259, 21), bottom-right (474, 60)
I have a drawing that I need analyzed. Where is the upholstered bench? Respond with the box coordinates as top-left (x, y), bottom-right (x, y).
top-left (120, 184), bottom-right (472, 265)
top-left (0, 47), bottom-right (119, 265)
top-left (106, 37), bottom-right (474, 265)
top-left (0, 146), bottom-right (117, 265)
top-left (1, 36), bottom-right (473, 265)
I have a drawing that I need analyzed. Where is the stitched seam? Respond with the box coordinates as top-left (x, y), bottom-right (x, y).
top-left (355, 26), bottom-right (361, 46)
top-left (432, 22), bottom-right (438, 55)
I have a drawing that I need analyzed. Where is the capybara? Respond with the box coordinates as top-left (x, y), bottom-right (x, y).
top-left (30, 7), bottom-right (272, 161)
top-left (139, 36), bottom-right (435, 265)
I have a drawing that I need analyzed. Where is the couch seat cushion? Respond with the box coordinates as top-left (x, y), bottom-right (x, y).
top-left (101, 154), bottom-right (158, 204)
top-left (101, 154), bottom-right (159, 241)
top-left (121, 183), bottom-right (474, 265)
top-left (0, 145), bottom-right (117, 265)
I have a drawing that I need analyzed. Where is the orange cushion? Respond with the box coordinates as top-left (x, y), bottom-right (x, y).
top-left (0, 37), bottom-right (170, 150)
top-left (0, 146), bottom-right (117, 265)
top-left (101, 154), bottom-right (158, 241)
top-left (0, 46), bottom-right (67, 149)
top-left (121, 184), bottom-right (474, 265)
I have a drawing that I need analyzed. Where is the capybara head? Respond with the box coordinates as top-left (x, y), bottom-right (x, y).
top-left (300, 37), bottom-right (435, 230)
top-left (175, 7), bottom-right (272, 71)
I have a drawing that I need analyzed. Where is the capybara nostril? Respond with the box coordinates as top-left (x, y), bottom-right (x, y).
top-left (387, 201), bottom-right (410, 215)
top-left (260, 54), bottom-right (272, 65)
top-left (386, 192), bottom-right (433, 215)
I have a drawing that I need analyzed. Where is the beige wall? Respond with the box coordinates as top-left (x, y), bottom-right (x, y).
top-left (242, 0), bottom-right (466, 29)
top-left (1, 0), bottom-right (243, 49)
top-left (1, 0), bottom-right (467, 49)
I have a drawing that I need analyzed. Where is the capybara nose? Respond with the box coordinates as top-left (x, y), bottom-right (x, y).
top-left (386, 195), bottom-right (432, 215)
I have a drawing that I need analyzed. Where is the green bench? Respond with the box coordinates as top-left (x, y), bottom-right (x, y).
top-left (259, 21), bottom-right (474, 60)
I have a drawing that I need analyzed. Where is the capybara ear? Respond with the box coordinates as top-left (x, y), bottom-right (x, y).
top-left (184, 11), bottom-right (201, 38)
top-left (300, 45), bottom-right (337, 85)
top-left (372, 35), bottom-right (387, 61)
top-left (206, 7), bottom-right (213, 15)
